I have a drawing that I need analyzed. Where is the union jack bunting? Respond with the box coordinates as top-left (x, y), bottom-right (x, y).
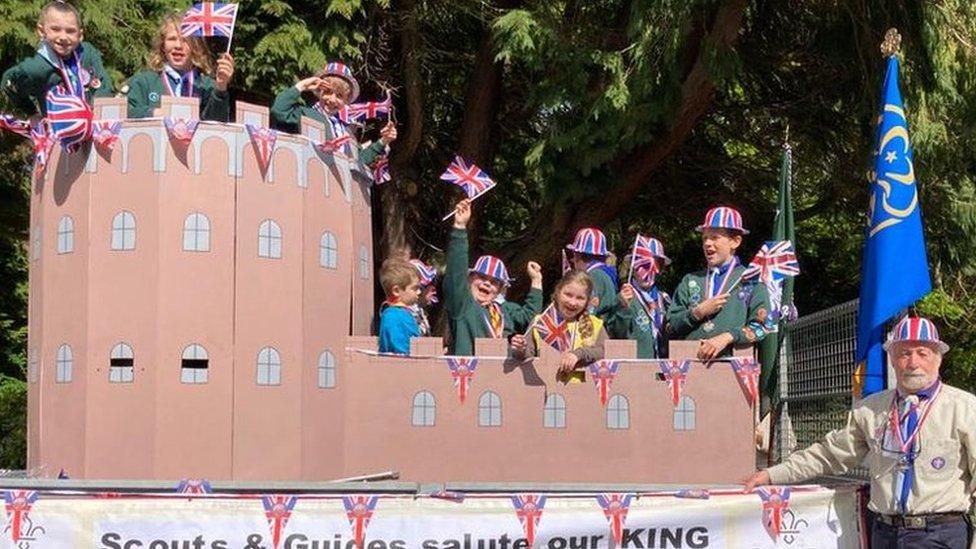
top-left (344, 90), bottom-right (393, 123)
top-left (316, 135), bottom-right (352, 154)
top-left (164, 117), bottom-right (199, 144)
top-left (3, 490), bottom-right (39, 544)
top-left (261, 495), bottom-right (298, 549)
top-left (532, 304), bottom-right (573, 353)
top-left (595, 493), bottom-right (633, 547)
top-left (46, 87), bottom-right (93, 152)
top-left (587, 360), bottom-right (620, 407)
top-left (658, 360), bottom-right (691, 407)
top-left (446, 357), bottom-right (478, 404)
top-left (30, 123), bottom-right (54, 175)
top-left (756, 487), bottom-right (791, 542)
top-left (729, 357), bottom-right (761, 407)
top-left (341, 495), bottom-right (379, 549)
top-left (91, 120), bottom-right (122, 150)
top-left (181, 2), bottom-right (239, 38)
top-left (246, 124), bottom-right (278, 175)
top-left (440, 155), bottom-right (496, 200)
top-left (0, 114), bottom-right (31, 139)
top-left (742, 240), bottom-right (800, 284)
top-left (175, 478), bottom-right (213, 494)
top-left (511, 494), bottom-right (546, 548)
top-left (373, 156), bottom-right (391, 184)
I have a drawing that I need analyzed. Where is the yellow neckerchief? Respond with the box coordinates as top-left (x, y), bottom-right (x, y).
top-left (484, 301), bottom-right (504, 338)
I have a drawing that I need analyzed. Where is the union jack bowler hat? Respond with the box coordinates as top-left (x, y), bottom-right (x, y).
top-left (884, 316), bottom-right (949, 354)
top-left (319, 61), bottom-right (361, 102)
top-left (566, 228), bottom-right (609, 257)
top-left (696, 206), bottom-right (750, 235)
top-left (469, 255), bottom-right (511, 286)
top-left (645, 237), bottom-right (672, 266)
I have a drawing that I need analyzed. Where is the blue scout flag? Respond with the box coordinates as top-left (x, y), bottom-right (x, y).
top-left (854, 54), bottom-right (931, 397)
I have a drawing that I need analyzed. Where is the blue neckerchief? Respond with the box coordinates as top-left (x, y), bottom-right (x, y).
top-left (708, 256), bottom-right (739, 297)
top-left (162, 64), bottom-right (195, 97)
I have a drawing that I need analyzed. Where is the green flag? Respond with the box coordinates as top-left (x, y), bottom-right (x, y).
top-left (759, 144), bottom-right (796, 415)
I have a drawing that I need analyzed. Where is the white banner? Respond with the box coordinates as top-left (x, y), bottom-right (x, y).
top-left (0, 485), bottom-right (864, 549)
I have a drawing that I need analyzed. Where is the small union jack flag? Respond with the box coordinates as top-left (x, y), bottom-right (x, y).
top-left (344, 90), bottom-right (393, 123)
top-left (261, 495), bottom-right (297, 549)
top-left (46, 87), bottom-right (93, 152)
top-left (176, 478), bottom-right (213, 494)
top-left (246, 124), bottom-right (278, 176)
top-left (317, 135), bottom-right (352, 154)
top-left (587, 360), bottom-right (620, 407)
top-left (595, 493), bottom-right (633, 547)
top-left (440, 155), bottom-right (496, 200)
top-left (181, 2), bottom-right (239, 38)
top-left (532, 304), bottom-right (573, 353)
top-left (341, 495), bottom-right (379, 549)
top-left (511, 494), bottom-right (546, 548)
top-left (164, 117), bottom-right (199, 143)
top-left (756, 487), bottom-right (791, 542)
top-left (0, 114), bottom-right (31, 139)
top-left (446, 357), bottom-right (478, 404)
top-left (659, 360), bottom-right (691, 407)
top-left (742, 240), bottom-right (800, 284)
top-left (30, 123), bottom-right (54, 175)
top-left (3, 490), bottom-right (39, 544)
top-left (373, 156), bottom-right (391, 184)
top-left (730, 357), bottom-right (760, 407)
top-left (92, 120), bottom-right (122, 150)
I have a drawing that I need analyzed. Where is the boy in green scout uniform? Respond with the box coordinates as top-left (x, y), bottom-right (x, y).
top-left (126, 13), bottom-right (235, 121)
top-left (1, 2), bottom-right (113, 116)
top-left (445, 199), bottom-right (543, 356)
top-left (566, 228), bottom-right (617, 322)
top-left (667, 206), bottom-right (772, 360)
top-left (270, 61), bottom-right (395, 166)
top-left (608, 236), bottom-right (672, 359)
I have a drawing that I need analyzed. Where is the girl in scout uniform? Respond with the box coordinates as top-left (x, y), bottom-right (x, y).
top-left (510, 270), bottom-right (608, 380)
top-left (666, 206), bottom-right (771, 360)
top-left (1, 1), bottom-right (113, 116)
top-left (270, 61), bottom-right (395, 166)
top-left (607, 237), bottom-right (671, 359)
top-left (444, 199), bottom-right (543, 356)
top-left (409, 258), bottom-right (438, 337)
top-left (125, 13), bottom-right (235, 121)
top-left (566, 228), bottom-right (617, 321)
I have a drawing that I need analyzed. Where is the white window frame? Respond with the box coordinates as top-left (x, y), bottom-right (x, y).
top-left (543, 393), bottom-right (566, 429)
top-left (606, 394), bottom-right (630, 430)
top-left (256, 346), bottom-right (281, 386)
top-left (182, 213), bottom-right (211, 252)
top-left (55, 343), bottom-right (73, 383)
top-left (111, 211), bottom-right (136, 251)
top-left (411, 391), bottom-right (436, 427)
top-left (674, 396), bottom-right (697, 431)
top-left (57, 216), bottom-right (74, 254)
top-left (317, 350), bottom-right (336, 388)
top-left (258, 219), bottom-right (282, 259)
top-left (319, 231), bottom-right (338, 269)
top-left (109, 342), bottom-right (135, 383)
top-left (180, 344), bottom-right (209, 384)
top-left (478, 391), bottom-right (502, 427)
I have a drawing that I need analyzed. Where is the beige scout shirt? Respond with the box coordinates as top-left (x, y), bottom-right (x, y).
top-left (768, 383), bottom-right (976, 515)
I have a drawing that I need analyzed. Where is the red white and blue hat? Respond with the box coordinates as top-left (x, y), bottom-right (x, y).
top-left (696, 206), bottom-right (749, 235)
top-left (884, 316), bottom-right (949, 354)
top-left (319, 61), bottom-right (360, 102)
top-left (469, 255), bottom-right (511, 286)
top-left (565, 228), bottom-right (609, 257)
top-left (645, 237), bottom-right (672, 266)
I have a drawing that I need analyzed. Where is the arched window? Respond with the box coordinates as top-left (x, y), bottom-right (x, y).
top-left (478, 391), bottom-right (502, 427)
top-left (317, 350), bottom-right (336, 388)
top-left (674, 396), bottom-right (696, 431)
top-left (411, 391), bottom-right (436, 426)
top-left (182, 213), bottom-right (211, 252)
top-left (358, 245), bottom-right (370, 279)
top-left (55, 343), bottom-right (73, 383)
top-left (256, 346), bottom-right (281, 386)
top-left (543, 393), bottom-right (566, 429)
top-left (606, 394), bottom-right (630, 430)
top-left (111, 211), bottom-right (136, 251)
top-left (258, 219), bottom-right (282, 259)
top-left (57, 216), bottom-right (74, 254)
top-left (181, 344), bottom-right (209, 384)
top-left (109, 342), bottom-right (135, 383)
top-left (319, 231), bottom-right (338, 269)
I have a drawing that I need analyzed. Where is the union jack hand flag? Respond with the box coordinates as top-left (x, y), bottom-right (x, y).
top-left (532, 304), bottom-right (573, 352)
top-left (3, 490), bottom-right (39, 544)
top-left (742, 240), bottom-right (800, 284)
top-left (92, 120), bottom-right (122, 150)
top-left (164, 117), bottom-right (199, 143)
top-left (756, 487), bottom-right (791, 542)
top-left (630, 235), bottom-right (658, 270)
top-left (730, 357), bottom-right (761, 407)
top-left (446, 357), bottom-right (478, 404)
top-left (595, 493), bottom-right (633, 547)
top-left (344, 90), bottom-right (393, 123)
top-left (659, 359), bottom-right (691, 407)
top-left (342, 495), bottom-right (379, 549)
top-left (373, 156), bottom-right (391, 184)
top-left (587, 360), bottom-right (620, 407)
top-left (511, 494), bottom-right (546, 548)
top-left (440, 155), bottom-right (496, 200)
top-left (261, 495), bottom-right (297, 549)
top-left (30, 123), bottom-right (54, 175)
top-left (246, 124), bottom-right (278, 175)
top-left (181, 3), bottom-right (239, 38)
top-left (0, 114), bottom-right (31, 139)
top-left (46, 87), bottom-right (93, 152)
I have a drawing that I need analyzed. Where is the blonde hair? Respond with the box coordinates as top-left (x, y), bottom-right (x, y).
top-left (380, 259), bottom-right (418, 297)
top-left (147, 13), bottom-right (214, 75)
top-left (39, 1), bottom-right (82, 28)
top-left (314, 75), bottom-right (352, 101)
top-left (551, 270), bottom-right (595, 341)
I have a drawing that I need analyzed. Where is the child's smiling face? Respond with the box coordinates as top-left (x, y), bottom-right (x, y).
top-left (315, 77), bottom-right (351, 113)
top-left (37, 8), bottom-right (82, 59)
top-left (468, 273), bottom-right (502, 306)
top-left (162, 24), bottom-right (191, 71)
top-left (701, 228), bottom-right (741, 268)
top-left (555, 280), bottom-right (590, 319)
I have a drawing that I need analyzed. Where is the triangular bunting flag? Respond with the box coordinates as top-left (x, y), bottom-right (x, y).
top-left (587, 360), bottom-right (620, 407)
top-left (373, 156), bottom-right (391, 184)
top-left (446, 357), bottom-right (477, 404)
top-left (260, 495), bottom-right (298, 549)
top-left (341, 495), bottom-right (379, 549)
top-left (245, 124), bottom-right (278, 176)
top-left (3, 490), bottom-right (39, 545)
top-left (756, 487), bottom-right (791, 542)
top-left (511, 494), bottom-right (546, 548)
top-left (730, 357), bottom-right (761, 407)
top-left (176, 478), bottom-right (213, 494)
top-left (317, 135), bottom-right (352, 154)
top-left (164, 117), bottom-right (199, 144)
top-left (0, 114), bottom-right (31, 139)
top-left (595, 493), bottom-right (633, 547)
top-left (92, 120), bottom-right (122, 151)
top-left (30, 123), bottom-right (54, 176)
top-left (658, 360), bottom-right (691, 407)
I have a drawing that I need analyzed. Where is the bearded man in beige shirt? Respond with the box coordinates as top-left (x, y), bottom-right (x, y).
top-left (744, 316), bottom-right (976, 548)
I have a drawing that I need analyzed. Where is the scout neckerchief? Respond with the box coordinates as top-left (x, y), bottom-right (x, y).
top-left (886, 381), bottom-right (941, 513)
top-left (38, 42), bottom-right (85, 98)
top-left (482, 301), bottom-right (504, 339)
top-left (161, 64), bottom-right (196, 98)
top-left (411, 304), bottom-right (430, 336)
top-left (706, 256), bottom-right (739, 299)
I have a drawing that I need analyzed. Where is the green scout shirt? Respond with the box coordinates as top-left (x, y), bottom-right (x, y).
top-left (126, 69), bottom-right (230, 122)
top-left (444, 228), bottom-right (543, 356)
top-left (1, 42), bottom-right (113, 116)
top-left (269, 86), bottom-right (385, 166)
top-left (606, 290), bottom-right (671, 359)
top-left (666, 265), bottom-right (772, 349)
top-left (586, 265), bottom-right (618, 321)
